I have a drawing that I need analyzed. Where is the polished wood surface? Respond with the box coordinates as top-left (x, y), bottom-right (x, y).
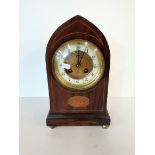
top-left (46, 112), bottom-right (110, 126)
top-left (46, 15), bottom-right (111, 126)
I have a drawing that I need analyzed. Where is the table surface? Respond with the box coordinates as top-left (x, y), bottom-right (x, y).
top-left (19, 97), bottom-right (134, 155)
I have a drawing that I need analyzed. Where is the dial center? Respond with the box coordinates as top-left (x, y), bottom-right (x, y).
top-left (76, 64), bottom-right (81, 68)
top-left (64, 51), bottom-right (93, 79)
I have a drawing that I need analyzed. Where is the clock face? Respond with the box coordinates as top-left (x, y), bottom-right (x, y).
top-left (52, 39), bottom-right (105, 90)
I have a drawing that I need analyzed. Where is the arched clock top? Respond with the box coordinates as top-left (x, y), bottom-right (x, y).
top-left (46, 15), bottom-right (110, 57)
top-left (46, 15), bottom-right (110, 78)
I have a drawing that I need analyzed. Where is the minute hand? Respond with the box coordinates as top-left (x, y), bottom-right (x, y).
top-left (77, 50), bottom-right (80, 65)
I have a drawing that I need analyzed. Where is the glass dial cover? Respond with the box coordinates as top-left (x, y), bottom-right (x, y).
top-left (52, 39), bottom-right (105, 90)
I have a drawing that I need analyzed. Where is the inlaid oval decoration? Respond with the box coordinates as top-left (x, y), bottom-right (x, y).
top-left (67, 96), bottom-right (89, 108)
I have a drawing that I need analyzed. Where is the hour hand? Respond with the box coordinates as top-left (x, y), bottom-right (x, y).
top-left (79, 48), bottom-right (88, 65)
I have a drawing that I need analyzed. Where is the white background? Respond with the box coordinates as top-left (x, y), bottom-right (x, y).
top-left (20, 0), bottom-right (134, 97)
top-left (1, 0), bottom-right (155, 155)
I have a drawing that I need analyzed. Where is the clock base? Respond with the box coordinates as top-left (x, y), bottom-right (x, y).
top-left (46, 111), bottom-right (110, 126)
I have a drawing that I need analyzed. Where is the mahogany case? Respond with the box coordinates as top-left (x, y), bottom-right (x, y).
top-left (46, 15), bottom-right (111, 126)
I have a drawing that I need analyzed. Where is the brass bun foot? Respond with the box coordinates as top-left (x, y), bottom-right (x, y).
top-left (102, 125), bottom-right (109, 129)
top-left (49, 126), bottom-right (56, 129)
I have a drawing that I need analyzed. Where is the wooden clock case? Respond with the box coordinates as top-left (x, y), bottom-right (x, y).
top-left (46, 15), bottom-right (111, 127)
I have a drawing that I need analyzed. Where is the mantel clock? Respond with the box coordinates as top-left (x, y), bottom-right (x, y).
top-left (46, 15), bottom-right (111, 128)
